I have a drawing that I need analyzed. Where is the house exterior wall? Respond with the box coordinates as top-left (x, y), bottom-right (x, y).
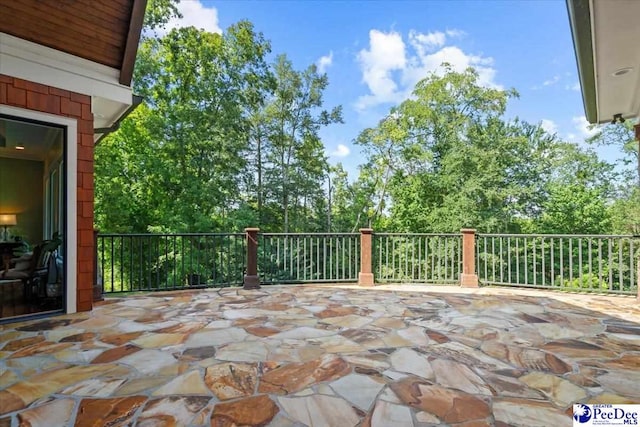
top-left (0, 74), bottom-right (94, 312)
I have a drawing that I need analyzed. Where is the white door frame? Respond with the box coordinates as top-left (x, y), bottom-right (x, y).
top-left (0, 105), bottom-right (78, 314)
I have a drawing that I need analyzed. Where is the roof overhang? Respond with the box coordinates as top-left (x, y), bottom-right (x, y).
top-left (567, 0), bottom-right (640, 124)
top-left (120, 0), bottom-right (148, 86)
top-left (0, 33), bottom-right (139, 140)
top-left (0, 0), bottom-right (146, 87)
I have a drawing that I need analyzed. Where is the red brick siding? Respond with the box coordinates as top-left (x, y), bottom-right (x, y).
top-left (1, 74), bottom-right (94, 313)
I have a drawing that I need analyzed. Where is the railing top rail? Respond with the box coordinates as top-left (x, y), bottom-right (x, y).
top-left (97, 233), bottom-right (245, 237)
top-left (261, 233), bottom-right (360, 237)
top-left (374, 233), bottom-right (461, 237)
top-left (477, 233), bottom-right (637, 238)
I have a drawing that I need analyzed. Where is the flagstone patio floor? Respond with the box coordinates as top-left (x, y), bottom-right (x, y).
top-left (0, 284), bottom-right (639, 426)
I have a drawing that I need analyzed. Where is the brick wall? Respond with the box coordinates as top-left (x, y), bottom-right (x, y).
top-left (0, 74), bottom-right (94, 312)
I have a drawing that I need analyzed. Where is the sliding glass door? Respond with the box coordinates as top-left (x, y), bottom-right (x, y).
top-left (0, 115), bottom-right (66, 320)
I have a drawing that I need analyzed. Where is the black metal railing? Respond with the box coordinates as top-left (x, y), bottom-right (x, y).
top-left (373, 233), bottom-right (462, 283)
top-left (477, 234), bottom-right (638, 295)
top-left (97, 230), bottom-right (638, 297)
top-left (259, 233), bottom-right (360, 284)
top-left (97, 233), bottom-right (245, 293)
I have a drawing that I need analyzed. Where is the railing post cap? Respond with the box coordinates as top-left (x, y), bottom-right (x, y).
top-left (359, 228), bottom-right (373, 234)
top-left (245, 227), bottom-right (260, 232)
top-left (461, 228), bottom-right (476, 234)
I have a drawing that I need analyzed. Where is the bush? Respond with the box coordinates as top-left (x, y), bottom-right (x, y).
top-left (555, 273), bottom-right (608, 290)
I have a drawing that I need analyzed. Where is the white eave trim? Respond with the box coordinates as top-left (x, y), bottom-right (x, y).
top-left (588, 0), bottom-right (600, 123)
top-left (0, 32), bottom-right (133, 106)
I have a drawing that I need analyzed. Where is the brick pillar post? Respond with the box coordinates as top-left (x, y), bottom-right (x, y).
top-left (244, 228), bottom-right (260, 290)
top-left (460, 228), bottom-right (479, 288)
top-left (92, 229), bottom-right (103, 302)
top-left (637, 258), bottom-right (639, 301)
top-left (358, 228), bottom-right (374, 286)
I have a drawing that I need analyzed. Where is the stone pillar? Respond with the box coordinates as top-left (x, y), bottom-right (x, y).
top-left (92, 229), bottom-right (103, 302)
top-left (243, 228), bottom-right (260, 289)
top-left (460, 228), bottom-right (479, 288)
top-left (358, 228), bottom-right (374, 286)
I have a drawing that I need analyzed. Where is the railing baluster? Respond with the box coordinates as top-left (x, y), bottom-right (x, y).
top-left (588, 238), bottom-right (593, 290)
top-left (507, 237), bottom-right (511, 284)
top-left (524, 237), bottom-right (528, 285)
top-left (608, 238), bottom-right (613, 290)
top-left (541, 237), bottom-right (545, 287)
top-left (630, 239), bottom-right (634, 293)
top-left (533, 238), bottom-right (536, 287)
top-left (568, 238), bottom-right (573, 285)
top-left (491, 237), bottom-right (496, 283)
top-left (559, 238), bottom-right (563, 287)
top-left (516, 238), bottom-right (520, 284)
top-left (578, 237), bottom-right (583, 287)
top-left (618, 239), bottom-right (623, 292)
top-left (550, 237), bottom-right (554, 287)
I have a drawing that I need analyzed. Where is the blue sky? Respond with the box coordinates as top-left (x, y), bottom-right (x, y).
top-left (165, 0), bottom-right (616, 177)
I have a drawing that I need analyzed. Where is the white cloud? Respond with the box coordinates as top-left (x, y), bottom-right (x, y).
top-left (317, 51), bottom-right (334, 74)
top-left (565, 82), bottom-right (580, 91)
top-left (356, 30), bottom-right (407, 109)
top-left (446, 29), bottom-right (466, 38)
top-left (401, 45), bottom-right (498, 90)
top-left (532, 74), bottom-right (564, 90)
top-left (409, 30), bottom-right (446, 56)
top-left (355, 28), bottom-right (498, 111)
top-left (162, 0), bottom-right (221, 34)
top-left (540, 119), bottom-right (558, 135)
top-left (330, 144), bottom-right (351, 157)
top-left (572, 115), bottom-right (599, 139)
top-left (543, 75), bottom-right (561, 86)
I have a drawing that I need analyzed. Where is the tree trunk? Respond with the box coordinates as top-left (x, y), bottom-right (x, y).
top-left (283, 193), bottom-right (289, 233)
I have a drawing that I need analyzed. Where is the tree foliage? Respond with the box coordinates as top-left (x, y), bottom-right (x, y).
top-left (249, 55), bottom-right (342, 232)
top-left (96, 6), bottom-right (630, 237)
top-left (354, 66), bottom-right (617, 234)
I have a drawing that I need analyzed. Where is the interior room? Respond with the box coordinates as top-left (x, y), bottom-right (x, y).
top-left (0, 116), bottom-right (65, 320)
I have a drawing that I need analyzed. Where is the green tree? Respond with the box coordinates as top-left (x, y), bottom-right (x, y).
top-left (535, 144), bottom-right (615, 234)
top-left (95, 105), bottom-right (163, 233)
top-left (143, 0), bottom-right (181, 32)
top-left (609, 188), bottom-right (640, 234)
top-left (537, 183), bottom-right (611, 234)
top-left (96, 21), bottom-right (272, 233)
top-left (258, 55), bottom-right (343, 232)
top-left (588, 120), bottom-right (639, 187)
top-left (355, 65), bottom-right (559, 232)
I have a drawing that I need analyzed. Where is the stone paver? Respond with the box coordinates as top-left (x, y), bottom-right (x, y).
top-left (0, 284), bottom-right (639, 426)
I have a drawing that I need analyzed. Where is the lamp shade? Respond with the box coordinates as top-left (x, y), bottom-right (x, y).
top-left (0, 214), bottom-right (17, 226)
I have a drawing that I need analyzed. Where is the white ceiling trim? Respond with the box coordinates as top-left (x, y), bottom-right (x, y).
top-left (588, 0), bottom-right (600, 123)
top-left (0, 32), bottom-right (134, 131)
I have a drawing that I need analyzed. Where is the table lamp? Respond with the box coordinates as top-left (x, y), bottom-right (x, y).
top-left (0, 214), bottom-right (17, 241)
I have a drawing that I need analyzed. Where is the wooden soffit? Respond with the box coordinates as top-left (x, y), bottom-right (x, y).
top-left (0, 0), bottom-right (146, 86)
